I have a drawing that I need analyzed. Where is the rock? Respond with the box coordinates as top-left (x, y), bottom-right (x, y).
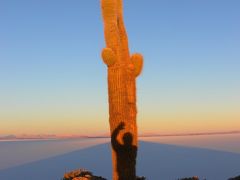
top-left (228, 175), bottom-right (240, 180)
top-left (179, 176), bottom-right (199, 180)
top-left (72, 178), bottom-right (88, 180)
top-left (63, 168), bottom-right (146, 180)
top-left (63, 169), bottom-right (106, 180)
top-left (136, 176), bottom-right (146, 180)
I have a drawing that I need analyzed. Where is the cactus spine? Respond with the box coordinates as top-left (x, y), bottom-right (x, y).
top-left (100, 0), bottom-right (143, 179)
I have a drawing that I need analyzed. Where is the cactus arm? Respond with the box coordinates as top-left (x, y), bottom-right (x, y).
top-left (130, 53), bottom-right (144, 77)
top-left (102, 48), bottom-right (117, 66)
top-left (101, 0), bottom-right (120, 61)
top-left (116, 0), bottom-right (130, 62)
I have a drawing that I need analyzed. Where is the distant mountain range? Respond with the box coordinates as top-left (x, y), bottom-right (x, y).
top-left (0, 134), bottom-right (58, 140)
top-left (1, 130), bottom-right (240, 141)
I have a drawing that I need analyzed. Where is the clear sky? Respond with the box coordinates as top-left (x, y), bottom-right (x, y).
top-left (0, 0), bottom-right (239, 136)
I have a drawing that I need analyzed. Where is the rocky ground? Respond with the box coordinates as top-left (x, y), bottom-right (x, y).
top-left (63, 169), bottom-right (240, 180)
top-left (62, 169), bottom-right (146, 180)
top-left (62, 169), bottom-right (106, 180)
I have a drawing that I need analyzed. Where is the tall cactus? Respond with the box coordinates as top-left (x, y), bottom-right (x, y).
top-left (100, 0), bottom-right (143, 179)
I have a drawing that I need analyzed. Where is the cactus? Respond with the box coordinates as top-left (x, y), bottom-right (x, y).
top-left (100, 0), bottom-right (143, 179)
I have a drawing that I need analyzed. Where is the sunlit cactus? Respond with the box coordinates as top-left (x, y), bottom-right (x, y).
top-left (100, 0), bottom-right (143, 179)
top-left (131, 53), bottom-right (144, 77)
top-left (101, 48), bottom-right (117, 67)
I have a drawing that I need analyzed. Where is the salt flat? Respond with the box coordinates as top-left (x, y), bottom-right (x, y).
top-left (0, 141), bottom-right (240, 180)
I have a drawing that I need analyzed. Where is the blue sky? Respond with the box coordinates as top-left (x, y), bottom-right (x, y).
top-left (0, 0), bottom-right (240, 135)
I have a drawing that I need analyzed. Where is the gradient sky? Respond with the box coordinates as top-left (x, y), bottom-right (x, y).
top-left (0, 0), bottom-right (239, 136)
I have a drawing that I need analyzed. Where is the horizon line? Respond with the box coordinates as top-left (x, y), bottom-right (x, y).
top-left (1, 130), bottom-right (240, 141)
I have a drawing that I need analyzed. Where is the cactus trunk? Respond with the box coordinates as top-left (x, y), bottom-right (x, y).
top-left (100, 0), bottom-right (143, 180)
